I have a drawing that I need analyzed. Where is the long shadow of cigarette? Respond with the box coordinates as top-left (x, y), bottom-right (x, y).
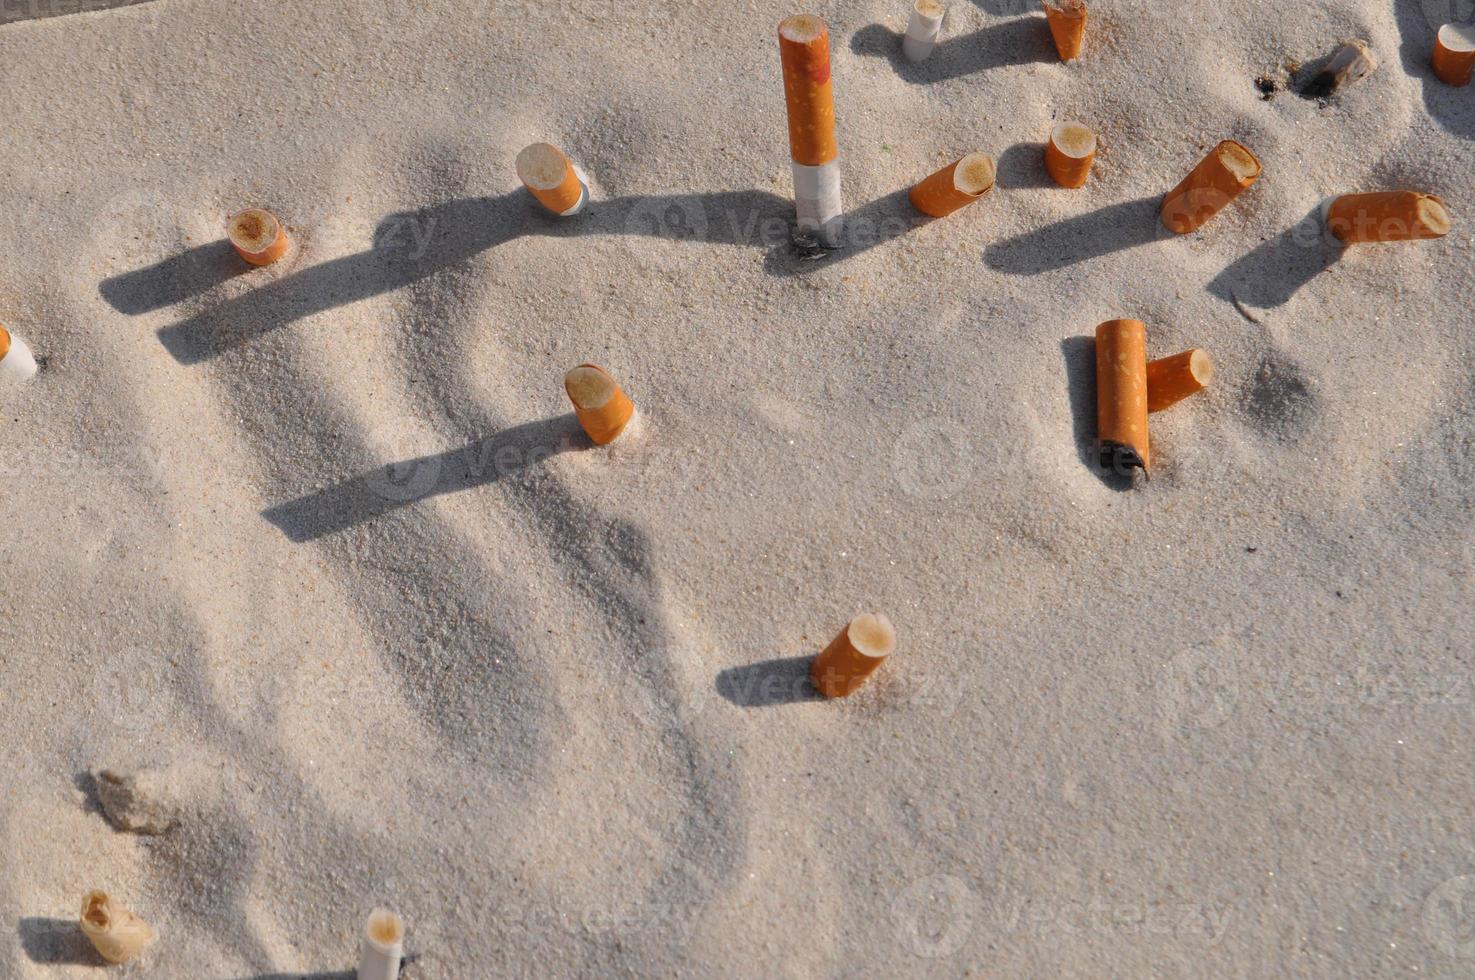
top-left (0, 0), bottom-right (156, 24)
top-left (101, 189), bottom-right (791, 364)
top-left (1206, 204), bottom-right (1341, 309)
top-left (261, 413), bottom-right (585, 542)
top-left (715, 656), bottom-right (823, 707)
top-left (15, 918), bottom-right (106, 967)
top-left (1060, 336), bottom-right (1133, 491)
top-left (851, 18), bottom-right (1055, 83)
top-left (984, 196), bottom-right (1165, 274)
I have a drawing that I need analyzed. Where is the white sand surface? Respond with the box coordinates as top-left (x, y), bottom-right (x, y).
top-left (2, 0), bottom-right (1473, 975)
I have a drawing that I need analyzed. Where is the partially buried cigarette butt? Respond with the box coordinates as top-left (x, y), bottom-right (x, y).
top-left (1042, 0), bottom-right (1087, 61)
top-left (1160, 140), bottom-right (1262, 234)
top-left (1044, 122), bottom-right (1096, 188)
top-left (1095, 319), bottom-right (1149, 472)
top-left (1146, 349), bottom-right (1213, 412)
top-left (516, 142), bottom-right (588, 217)
top-left (902, 0), bottom-right (946, 63)
top-left (79, 891), bottom-right (153, 965)
top-left (358, 908), bottom-right (404, 980)
top-left (1302, 39), bottom-right (1377, 98)
top-left (810, 613), bottom-right (896, 698)
top-left (227, 208), bottom-right (290, 266)
top-left (0, 325), bottom-right (39, 383)
top-left (1432, 22), bottom-right (1475, 86)
top-left (909, 153), bottom-right (996, 217)
top-left (780, 14), bottom-right (844, 247)
top-left (1325, 191), bottom-right (1451, 244)
top-left (565, 364), bottom-right (635, 445)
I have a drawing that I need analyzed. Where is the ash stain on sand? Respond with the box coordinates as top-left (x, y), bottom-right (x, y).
top-left (1242, 352), bottom-right (1318, 441)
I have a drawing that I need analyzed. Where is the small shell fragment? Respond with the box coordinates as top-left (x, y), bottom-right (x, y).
top-left (79, 891), bottom-right (154, 965)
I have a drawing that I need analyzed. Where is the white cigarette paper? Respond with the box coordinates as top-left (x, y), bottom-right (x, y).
top-left (792, 161), bottom-right (844, 247)
top-left (902, 0), bottom-right (946, 62)
top-left (0, 333), bottom-right (38, 383)
top-left (358, 908), bottom-right (405, 980)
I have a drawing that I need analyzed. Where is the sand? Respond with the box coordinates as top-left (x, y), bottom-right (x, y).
top-left (2, 0), bottom-right (1473, 976)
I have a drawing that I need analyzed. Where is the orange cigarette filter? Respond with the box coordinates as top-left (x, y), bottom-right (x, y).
top-left (1042, 0), bottom-right (1087, 61)
top-left (779, 14), bottom-right (838, 167)
top-left (564, 364), bottom-right (635, 445)
top-left (227, 209), bottom-right (289, 266)
top-left (1146, 349), bottom-right (1213, 413)
top-left (909, 153), bottom-right (996, 218)
top-left (1326, 191), bottom-right (1452, 244)
top-left (1432, 23), bottom-right (1475, 86)
top-left (516, 143), bottom-right (585, 215)
top-left (1096, 319), bottom-right (1150, 471)
top-left (810, 613), bottom-right (896, 698)
top-left (0, 325), bottom-right (9, 362)
top-left (1160, 140), bottom-right (1262, 234)
top-left (1044, 122), bottom-right (1096, 188)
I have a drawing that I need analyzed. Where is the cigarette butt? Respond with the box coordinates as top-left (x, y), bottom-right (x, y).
top-left (0, 325), bottom-right (39, 383)
top-left (1044, 122), bottom-right (1096, 188)
top-left (516, 143), bottom-right (589, 216)
top-left (780, 14), bottom-right (844, 247)
top-left (1146, 349), bottom-right (1213, 412)
top-left (227, 208), bottom-right (290, 266)
top-left (1302, 39), bottom-right (1377, 97)
top-left (1432, 22), bottom-right (1475, 86)
top-left (810, 613), bottom-right (896, 698)
top-left (1325, 191), bottom-right (1452, 244)
top-left (1160, 139), bottom-right (1262, 234)
top-left (908, 153), bottom-right (996, 218)
top-left (79, 891), bottom-right (153, 965)
top-left (1095, 319), bottom-right (1150, 472)
top-left (564, 364), bottom-right (635, 445)
top-left (358, 908), bottom-right (404, 980)
top-left (902, 0), bottom-right (947, 63)
top-left (1042, 0), bottom-right (1087, 61)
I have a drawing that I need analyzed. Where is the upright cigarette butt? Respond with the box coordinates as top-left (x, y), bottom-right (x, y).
top-left (780, 14), bottom-right (844, 247)
top-left (1044, 122), bottom-right (1096, 188)
top-left (516, 142), bottom-right (588, 216)
top-left (79, 891), bottom-right (153, 965)
top-left (1146, 349), bottom-right (1213, 412)
top-left (810, 613), bottom-right (896, 698)
top-left (564, 364), bottom-right (635, 445)
top-left (909, 153), bottom-right (996, 218)
top-left (1325, 192), bottom-right (1451, 244)
top-left (903, 0), bottom-right (947, 63)
top-left (227, 208), bottom-right (290, 266)
top-left (358, 908), bottom-right (404, 980)
top-left (1432, 23), bottom-right (1475, 86)
top-left (1160, 140), bottom-right (1262, 234)
top-left (0, 325), bottom-right (39, 383)
top-left (1302, 39), bottom-right (1377, 97)
top-left (1042, 0), bottom-right (1087, 61)
top-left (1095, 319), bottom-right (1149, 472)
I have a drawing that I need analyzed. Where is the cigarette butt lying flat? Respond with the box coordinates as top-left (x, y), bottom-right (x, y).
top-left (909, 153), bottom-right (996, 217)
top-left (1044, 122), bottom-right (1096, 188)
top-left (1325, 192), bottom-right (1452, 244)
top-left (227, 208), bottom-right (290, 266)
top-left (79, 891), bottom-right (153, 965)
top-left (810, 613), bottom-right (896, 698)
top-left (1146, 349), bottom-right (1213, 412)
top-left (1042, 0), bottom-right (1087, 61)
top-left (1160, 140), bottom-right (1262, 234)
top-left (358, 908), bottom-right (404, 980)
top-left (1432, 23), bottom-right (1475, 86)
top-left (780, 14), bottom-right (844, 247)
top-left (903, 0), bottom-right (946, 62)
top-left (0, 325), bottom-right (38, 383)
top-left (565, 364), bottom-right (635, 445)
top-left (1095, 319), bottom-right (1149, 472)
top-left (516, 143), bottom-right (589, 216)
top-left (1303, 39), bottom-right (1377, 97)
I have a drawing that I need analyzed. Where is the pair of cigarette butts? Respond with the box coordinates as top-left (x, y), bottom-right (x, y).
top-left (906, 123), bottom-right (1096, 218)
top-left (1096, 321), bottom-right (1213, 473)
top-left (902, 1), bottom-right (1086, 63)
top-left (78, 892), bottom-right (404, 977)
top-left (1161, 140), bottom-right (1452, 243)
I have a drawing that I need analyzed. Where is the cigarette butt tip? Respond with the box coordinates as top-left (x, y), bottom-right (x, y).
top-left (366, 908), bottom-right (404, 947)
